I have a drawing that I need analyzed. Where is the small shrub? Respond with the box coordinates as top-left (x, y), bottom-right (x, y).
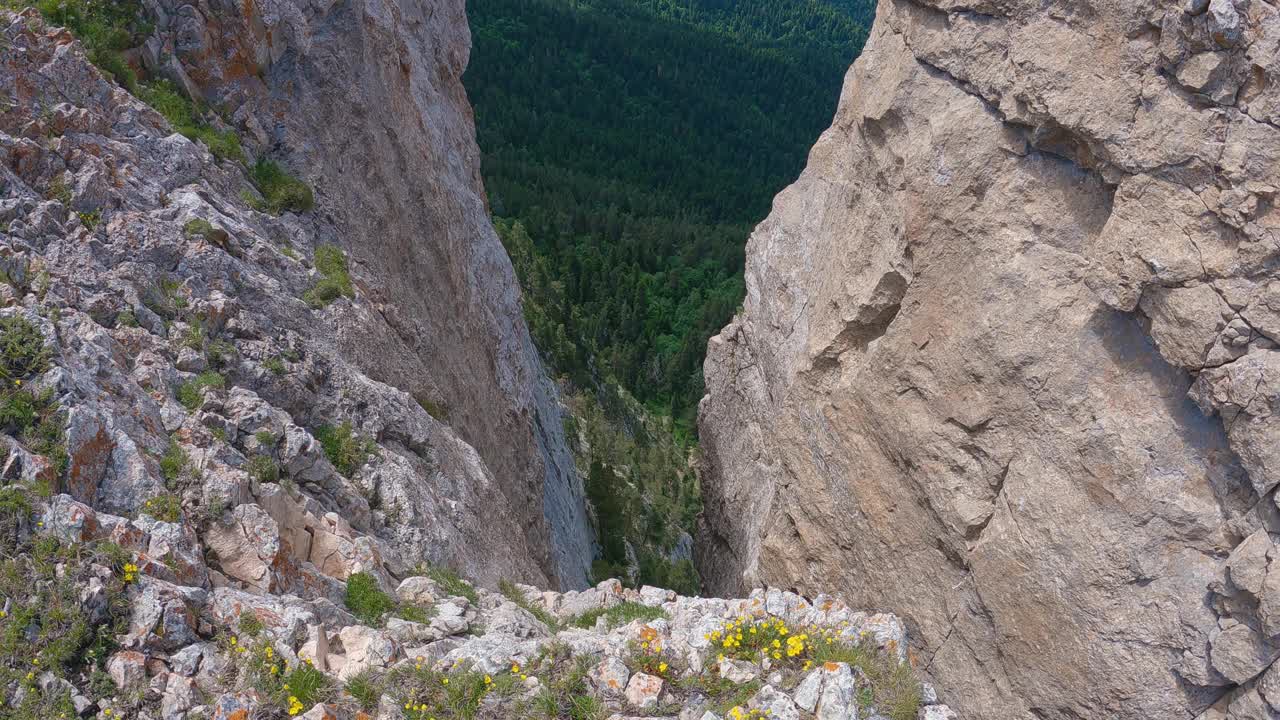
top-left (77, 209), bottom-right (102, 230)
top-left (115, 309), bottom-right (138, 328)
top-left (248, 159), bottom-right (314, 214)
top-left (159, 439), bottom-right (189, 486)
top-left (237, 613), bottom-right (264, 638)
top-left (414, 392), bottom-right (449, 420)
top-left (246, 455), bottom-right (279, 484)
top-left (0, 315), bottom-right (51, 381)
top-left (263, 356), bottom-right (286, 376)
top-left (176, 371), bottom-right (224, 410)
top-left (0, 386), bottom-right (67, 477)
top-left (142, 493), bottom-right (181, 523)
top-left (45, 179), bottom-right (72, 206)
top-left (182, 321), bottom-right (205, 351)
top-left (315, 421), bottom-right (370, 477)
top-left (303, 244), bottom-right (354, 308)
top-left (183, 218), bottom-right (216, 240)
top-left (344, 571), bottom-right (396, 625)
top-left (145, 276), bottom-right (187, 321)
top-left (255, 430), bottom-right (278, 448)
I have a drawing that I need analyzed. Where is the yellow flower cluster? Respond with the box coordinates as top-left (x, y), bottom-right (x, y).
top-left (707, 615), bottom-right (855, 665)
top-left (121, 562), bottom-right (138, 583)
top-left (286, 695), bottom-right (304, 716)
top-left (631, 625), bottom-right (673, 677)
top-left (727, 706), bottom-right (771, 719)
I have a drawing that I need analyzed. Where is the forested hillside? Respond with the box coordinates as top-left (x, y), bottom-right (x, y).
top-left (467, 0), bottom-right (875, 427)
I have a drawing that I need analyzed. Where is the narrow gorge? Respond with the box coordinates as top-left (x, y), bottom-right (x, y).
top-left (5, 0), bottom-right (1279, 718)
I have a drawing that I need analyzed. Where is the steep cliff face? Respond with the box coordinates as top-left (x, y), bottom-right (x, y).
top-left (0, 0), bottom-right (592, 592)
top-left (699, 0), bottom-right (1280, 718)
top-left (141, 0), bottom-right (594, 588)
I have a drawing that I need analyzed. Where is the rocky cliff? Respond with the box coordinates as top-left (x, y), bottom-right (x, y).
top-left (699, 0), bottom-right (1280, 718)
top-left (0, 0), bottom-right (593, 589)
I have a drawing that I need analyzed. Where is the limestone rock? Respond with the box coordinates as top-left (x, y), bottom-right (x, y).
top-left (624, 672), bottom-right (665, 710)
top-left (697, 0), bottom-right (1280, 718)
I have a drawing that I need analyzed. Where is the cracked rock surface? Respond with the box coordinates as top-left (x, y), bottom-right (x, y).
top-left (698, 0), bottom-right (1280, 718)
top-left (0, 0), bottom-right (595, 592)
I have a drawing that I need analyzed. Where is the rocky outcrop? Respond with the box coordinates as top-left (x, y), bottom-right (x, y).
top-left (137, 0), bottom-right (593, 587)
top-left (0, 0), bottom-right (592, 589)
top-left (699, 0), bottom-right (1280, 718)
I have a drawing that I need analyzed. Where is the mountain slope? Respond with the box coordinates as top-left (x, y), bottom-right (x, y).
top-left (698, 0), bottom-right (1280, 718)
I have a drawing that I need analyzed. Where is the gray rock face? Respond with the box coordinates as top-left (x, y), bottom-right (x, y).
top-left (0, 0), bottom-right (592, 589)
top-left (698, 0), bottom-right (1280, 718)
top-left (141, 0), bottom-right (594, 587)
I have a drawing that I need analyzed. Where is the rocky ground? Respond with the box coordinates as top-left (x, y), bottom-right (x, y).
top-left (14, 492), bottom-right (951, 720)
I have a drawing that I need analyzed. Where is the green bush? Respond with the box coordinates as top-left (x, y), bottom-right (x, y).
top-left (315, 421), bottom-right (370, 477)
top-left (303, 244), bottom-right (354, 308)
top-left (246, 455), bottom-right (279, 484)
top-left (0, 316), bottom-right (51, 381)
top-left (344, 571), bottom-right (396, 625)
top-left (176, 370), bottom-right (224, 410)
top-left (248, 159), bottom-right (314, 214)
top-left (138, 80), bottom-right (244, 162)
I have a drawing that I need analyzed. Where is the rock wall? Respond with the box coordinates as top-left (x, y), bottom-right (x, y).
top-left (698, 0), bottom-right (1280, 718)
top-left (0, 0), bottom-right (592, 591)
top-left (140, 0), bottom-right (595, 588)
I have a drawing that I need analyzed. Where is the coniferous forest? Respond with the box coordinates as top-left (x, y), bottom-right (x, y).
top-left (467, 0), bottom-right (875, 429)
top-left (466, 0), bottom-right (875, 587)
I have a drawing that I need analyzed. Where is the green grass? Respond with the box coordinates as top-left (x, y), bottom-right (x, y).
top-left (315, 421), bottom-right (370, 477)
top-left (0, 315), bottom-right (51, 381)
top-left (811, 640), bottom-right (922, 720)
top-left (183, 218), bottom-right (217, 240)
top-left (420, 564), bottom-right (480, 605)
top-left (302, 244), bottom-right (354, 308)
top-left (247, 159), bottom-right (314, 214)
top-left (263, 356), bottom-right (286, 375)
top-left (141, 493), bottom-right (181, 523)
top-left (396, 604), bottom-right (436, 624)
top-left (176, 370), bottom-right (224, 410)
top-left (158, 439), bottom-right (189, 487)
top-left (0, 534), bottom-right (132, 718)
top-left (0, 385), bottom-right (67, 480)
top-left (31, 0), bottom-right (151, 91)
top-left (569, 601), bottom-right (667, 630)
top-left (499, 579), bottom-right (559, 629)
top-left (345, 571), bottom-right (396, 625)
top-left (138, 80), bottom-right (244, 162)
top-left (345, 669), bottom-right (384, 712)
